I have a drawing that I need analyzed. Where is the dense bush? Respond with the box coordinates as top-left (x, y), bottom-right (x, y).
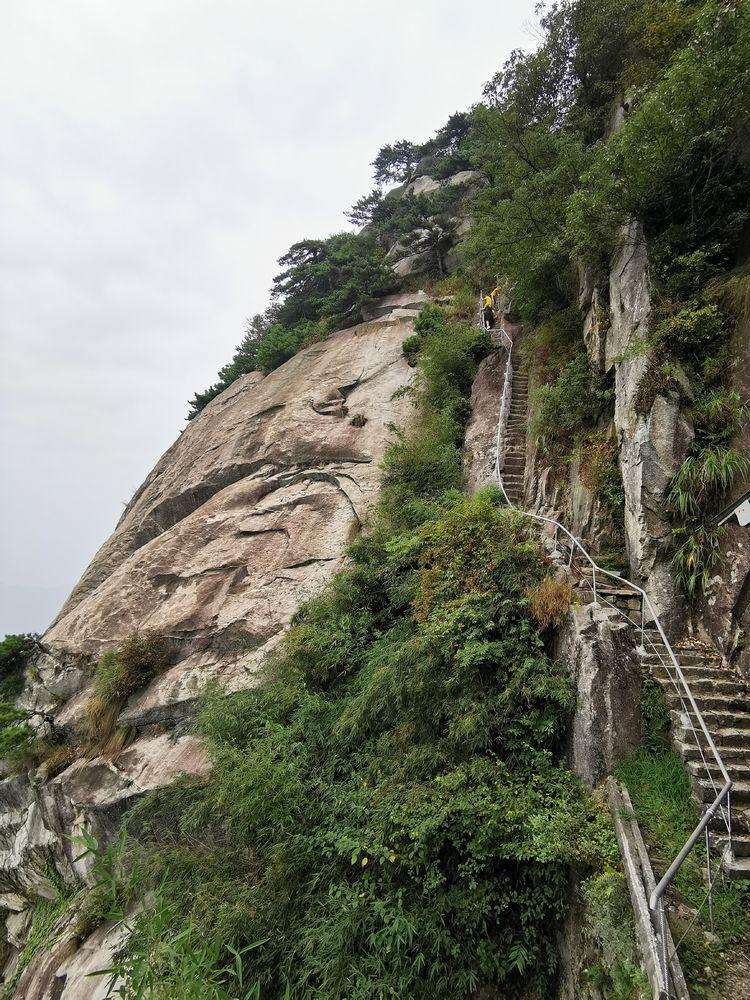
top-left (0, 634), bottom-right (38, 771)
top-left (531, 352), bottom-right (611, 452)
top-left (105, 306), bottom-right (620, 998)
top-left (0, 633), bottom-right (37, 699)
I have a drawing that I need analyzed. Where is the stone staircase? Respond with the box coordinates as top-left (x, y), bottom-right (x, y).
top-left (501, 367), bottom-right (528, 505)
top-left (641, 628), bottom-right (750, 877)
top-left (499, 356), bottom-right (750, 881)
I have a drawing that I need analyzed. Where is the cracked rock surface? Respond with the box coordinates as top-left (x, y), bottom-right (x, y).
top-left (42, 311), bottom-right (416, 727)
top-left (1, 299), bottom-right (419, 994)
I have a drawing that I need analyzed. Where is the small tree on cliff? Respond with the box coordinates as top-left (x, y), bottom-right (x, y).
top-left (272, 233), bottom-right (397, 327)
top-left (371, 139), bottom-right (421, 186)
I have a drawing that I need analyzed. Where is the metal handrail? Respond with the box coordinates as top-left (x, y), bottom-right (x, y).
top-left (479, 291), bottom-right (733, 990)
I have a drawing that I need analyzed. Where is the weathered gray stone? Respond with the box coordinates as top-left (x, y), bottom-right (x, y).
top-left (11, 906), bottom-right (129, 1000)
top-left (40, 316), bottom-right (415, 731)
top-left (404, 175), bottom-right (441, 196)
top-left (608, 222), bottom-right (693, 626)
top-left (555, 606), bottom-right (642, 786)
top-left (390, 250), bottom-right (432, 277)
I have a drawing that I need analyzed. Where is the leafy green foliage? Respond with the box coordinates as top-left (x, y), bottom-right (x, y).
top-left (109, 306), bottom-right (616, 998)
top-left (371, 140), bottom-right (421, 186)
top-left (0, 700), bottom-right (34, 766)
top-left (0, 632), bottom-right (37, 699)
top-left (188, 233), bottom-right (397, 419)
top-left (531, 352), bottom-right (612, 452)
top-left (579, 434), bottom-right (625, 518)
top-left (272, 234), bottom-right (397, 329)
top-left (0, 634), bottom-right (38, 770)
top-left (517, 306), bottom-right (583, 386)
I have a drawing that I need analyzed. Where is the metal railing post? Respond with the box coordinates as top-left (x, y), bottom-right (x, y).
top-left (592, 565), bottom-right (597, 604)
top-left (659, 901), bottom-right (669, 990)
top-left (706, 828), bottom-right (714, 933)
top-left (640, 599), bottom-right (645, 647)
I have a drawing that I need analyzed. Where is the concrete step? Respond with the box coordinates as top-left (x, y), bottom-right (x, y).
top-left (696, 778), bottom-right (750, 805)
top-left (666, 691), bottom-right (750, 712)
top-left (715, 833), bottom-right (750, 858)
top-left (723, 856), bottom-right (750, 880)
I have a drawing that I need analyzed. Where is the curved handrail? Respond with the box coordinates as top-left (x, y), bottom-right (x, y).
top-left (479, 291), bottom-right (733, 985)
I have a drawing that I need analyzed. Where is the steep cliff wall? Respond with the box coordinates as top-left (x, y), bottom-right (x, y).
top-left (0, 293), bottom-right (421, 992)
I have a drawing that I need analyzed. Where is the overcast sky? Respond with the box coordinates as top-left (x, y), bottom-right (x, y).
top-left (0, 0), bottom-right (536, 636)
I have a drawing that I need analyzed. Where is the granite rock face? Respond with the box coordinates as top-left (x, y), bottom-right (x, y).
top-left (601, 223), bottom-right (693, 627)
top-left (555, 606), bottom-right (642, 787)
top-left (39, 309), bottom-right (417, 730)
top-left (1, 295), bottom-right (420, 993)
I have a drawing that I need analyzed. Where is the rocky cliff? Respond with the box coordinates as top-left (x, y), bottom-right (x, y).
top-left (0, 292), bottom-right (423, 993)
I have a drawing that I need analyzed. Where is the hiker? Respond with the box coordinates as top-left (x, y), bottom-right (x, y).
top-left (483, 297), bottom-right (495, 330)
top-left (490, 285), bottom-right (500, 309)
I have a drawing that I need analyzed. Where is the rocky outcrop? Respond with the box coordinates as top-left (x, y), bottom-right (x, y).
top-left (383, 169), bottom-right (488, 277)
top-left (1, 295), bottom-right (420, 991)
top-left (555, 606), bottom-right (642, 787)
top-left (38, 310), bottom-right (417, 731)
top-left (586, 222), bottom-right (693, 628)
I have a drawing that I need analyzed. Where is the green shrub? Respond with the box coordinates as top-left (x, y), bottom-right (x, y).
top-left (0, 633), bottom-right (37, 699)
top-left (82, 634), bottom-right (171, 750)
top-left (652, 301), bottom-right (727, 365)
top-left (691, 387), bottom-right (748, 445)
top-left (579, 434), bottom-right (625, 517)
top-left (531, 352), bottom-right (611, 452)
top-left (668, 446), bottom-right (750, 520)
top-left (518, 306), bottom-right (583, 386)
top-left (0, 700), bottom-right (35, 767)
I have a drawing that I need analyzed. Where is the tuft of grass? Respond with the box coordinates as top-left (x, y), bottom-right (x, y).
top-left (526, 575), bottom-right (573, 629)
top-left (81, 634), bottom-right (171, 752)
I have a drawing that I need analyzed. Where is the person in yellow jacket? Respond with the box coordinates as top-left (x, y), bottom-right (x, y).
top-left (482, 296), bottom-right (495, 330)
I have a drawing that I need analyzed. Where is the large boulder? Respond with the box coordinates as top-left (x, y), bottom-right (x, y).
top-left (605, 222), bottom-right (693, 627)
top-left (1, 300), bottom-right (419, 988)
top-left (38, 309), bottom-right (417, 731)
top-left (555, 606), bottom-right (642, 787)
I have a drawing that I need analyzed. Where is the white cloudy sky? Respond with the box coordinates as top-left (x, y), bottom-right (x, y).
top-left (0, 0), bottom-right (536, 635)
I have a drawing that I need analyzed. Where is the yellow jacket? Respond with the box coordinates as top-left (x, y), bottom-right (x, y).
top-left (484, 295), bottom-right (492, 308)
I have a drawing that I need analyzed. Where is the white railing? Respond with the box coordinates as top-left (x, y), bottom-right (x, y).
top-left (479, 291), bottom-right (733, 992)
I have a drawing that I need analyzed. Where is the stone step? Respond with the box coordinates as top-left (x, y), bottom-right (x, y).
top-left (687, 760), bottom-right (750, 783)
top-left (657, 675), bottom-right (749, 696)
top-left (645, 652), bottom-right (723, 669)
top-left (695, 778), bottom-right (750, 805)
top-left (724, 857), bottom-right (750, 880)
top-left (666, 690), bottom-right (749, 712)
top-left (673, 707), bottom-right (750, 730)
top-left (715, 833), bottom-right (750, 858)
top-left (678, 742), bottom-right (750, 769)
